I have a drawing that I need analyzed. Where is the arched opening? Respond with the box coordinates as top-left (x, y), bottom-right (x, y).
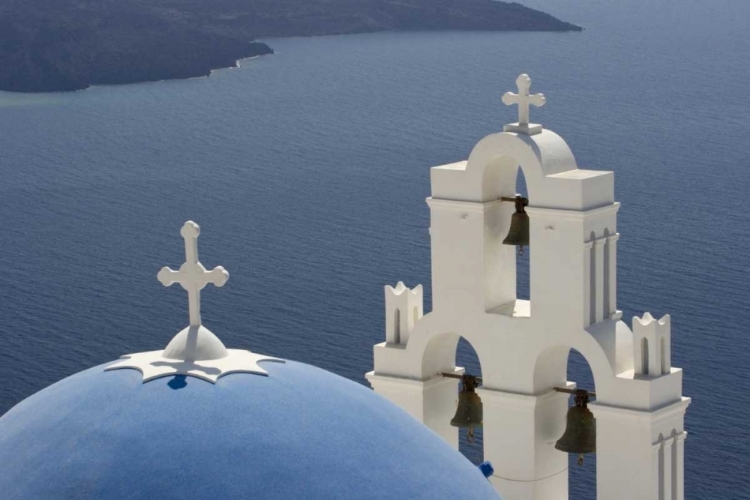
top-left (661, 337), bottom-right (667, 374)
top-left (656, 429), bottom-right (679, 499)
top-left (393, 309), bottom-right (401, 345)
top-left (533, 346), bottom-right (600, 500)
top-left (642, 338), bottom-right (650, 375)
top-left (480, 154), bottom-right (528, 314)
top-left (455, 337), bottom-right (484, 465)
top-left (589, 231), bottom-right (597, 326)
top-left (603, 228), bottom-right (611, 318)
top-left (670, 429), bottom-right (678, 495)
top-left (657, 433), bottom-right (665, 496)
top-left (515, 167), bottom-right (530, 301)
top-left (566, 349), bottom-right (597, 500)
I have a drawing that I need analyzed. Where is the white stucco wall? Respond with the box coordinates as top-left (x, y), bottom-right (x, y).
top-left (367, 93), bottom-right (689, 500)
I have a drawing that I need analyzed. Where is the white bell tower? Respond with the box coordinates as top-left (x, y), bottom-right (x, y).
top-left (366, 74), bottom-right (690, 500)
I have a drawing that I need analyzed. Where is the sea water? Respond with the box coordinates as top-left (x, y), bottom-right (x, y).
top-left (0, 0), bottom-right (748, 497)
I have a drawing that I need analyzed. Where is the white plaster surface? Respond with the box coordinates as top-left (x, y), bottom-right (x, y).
top-left (107, 221), bottom-right (284, 383)
top-left (384, 281), bottom-right (424, 345)
top-left (368, 75), bottom-right (689, 500)
top-left (106, 348), bottom-right (283, 383)
top-left (162, 325), bottom-right (228, 361)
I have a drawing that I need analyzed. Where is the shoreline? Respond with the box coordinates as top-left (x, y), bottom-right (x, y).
top-left (0, 41), bottom-right (274, 95)
top-left (1, 15), bottom-right (582, 94)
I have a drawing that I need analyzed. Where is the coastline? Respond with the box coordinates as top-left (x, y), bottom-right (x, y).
top-left (0, 41), bottom-right (275, 95)
top-left (0, 0), bottom-right (582, 94)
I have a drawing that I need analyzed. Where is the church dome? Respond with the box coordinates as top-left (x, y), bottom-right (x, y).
top-left (0, 359), bottom-right (499, 499)
top-left (0, 221), bottom-right (499, 500)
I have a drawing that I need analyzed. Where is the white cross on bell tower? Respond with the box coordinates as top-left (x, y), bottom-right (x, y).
top-left (157, 221), bottom-right (229, 328)
top-left (502, 73), bottom-right (546, 135)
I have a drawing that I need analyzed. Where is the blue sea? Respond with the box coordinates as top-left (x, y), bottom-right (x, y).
top-left (0, 0), bottom-right (748, 497)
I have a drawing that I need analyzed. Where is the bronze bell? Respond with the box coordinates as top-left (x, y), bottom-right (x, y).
top-left (555, 389), bottom-right (596, 465)
top-left (502, 195), bottom-right (530, 255)
top-left (451, 374), bottom-right (483, 443)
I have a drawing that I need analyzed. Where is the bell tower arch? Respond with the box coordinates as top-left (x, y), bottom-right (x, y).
top-left (366, 75), bottom-right (690, 500)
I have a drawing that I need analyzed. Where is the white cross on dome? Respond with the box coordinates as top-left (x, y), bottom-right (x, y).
top-left (157, 221), bottom-right (229, 328)
top-left (106, 221), bottom-right (282, 383)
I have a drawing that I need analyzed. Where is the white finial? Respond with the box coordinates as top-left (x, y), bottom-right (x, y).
top-left (502, 74), bottom-right (546, 135)
top-left (105, 221), bottom-right (284, 383)
top-left (157, 221), bottom-right (229, 327)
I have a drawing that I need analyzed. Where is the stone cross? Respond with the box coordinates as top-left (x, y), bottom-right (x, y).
top-left (157, 221), bottom-right (229, 327)
top-left (502, 74), bottom-right (546, 129)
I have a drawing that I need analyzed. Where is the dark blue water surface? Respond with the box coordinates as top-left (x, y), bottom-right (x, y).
top-left (0, 0), bottom-right (748, 498)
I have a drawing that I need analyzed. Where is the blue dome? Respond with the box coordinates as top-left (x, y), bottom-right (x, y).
top-left (0, 359), bottom-right (500, 500)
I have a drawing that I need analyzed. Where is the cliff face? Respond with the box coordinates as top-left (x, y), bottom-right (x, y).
top-left (0, 0), bottom-right (581, 93)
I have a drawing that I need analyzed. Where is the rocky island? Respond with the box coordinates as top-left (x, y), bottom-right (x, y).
top-left (0, 0), bottom-right (581, 93)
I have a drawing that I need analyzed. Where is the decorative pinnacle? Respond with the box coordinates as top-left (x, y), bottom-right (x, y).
top-left (502, 74), bottom-right (546, 133)
top-left (157, 221), bottom-right (229, 327)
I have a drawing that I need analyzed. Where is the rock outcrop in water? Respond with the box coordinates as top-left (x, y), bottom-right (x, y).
top-left (0, 0), bottom-right (581, 93)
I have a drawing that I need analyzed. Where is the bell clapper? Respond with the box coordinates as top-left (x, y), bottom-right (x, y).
top-left (577, 454), bottom-right (584, 466)
top-left (467, 428), bottom-right (475, 444)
